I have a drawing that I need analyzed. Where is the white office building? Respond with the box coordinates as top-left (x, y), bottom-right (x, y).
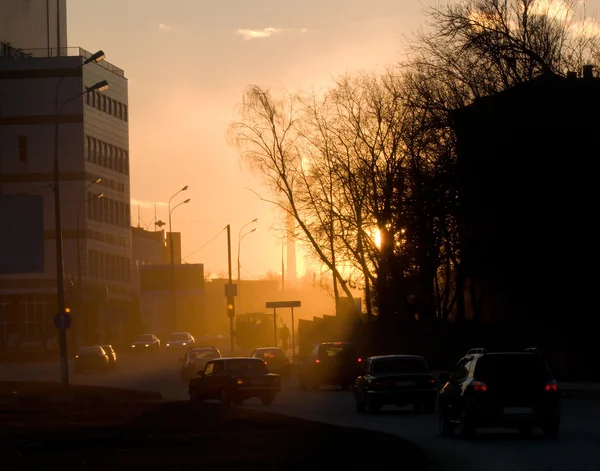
top-left (0, 3), bottom-right (133, 347)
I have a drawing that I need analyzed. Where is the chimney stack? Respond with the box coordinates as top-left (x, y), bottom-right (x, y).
top-left (583, 65), bottom-right (594, 80)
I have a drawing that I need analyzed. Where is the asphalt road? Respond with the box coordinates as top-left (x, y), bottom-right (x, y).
top-left (3, 353), bottom-right (600, 471)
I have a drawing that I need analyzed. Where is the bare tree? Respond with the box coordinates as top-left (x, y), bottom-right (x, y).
top-left (228, 86), bottom-right (356, 303)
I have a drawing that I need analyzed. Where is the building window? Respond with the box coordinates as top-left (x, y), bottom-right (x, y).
top-left (17, 135), bottom-right (28, 162)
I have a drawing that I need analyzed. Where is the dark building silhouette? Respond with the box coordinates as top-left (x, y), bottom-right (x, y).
top-left (452, 70), bottom-right (599, 327)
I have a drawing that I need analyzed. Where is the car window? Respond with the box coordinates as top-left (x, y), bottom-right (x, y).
top-left (213, 362), bottom-right (225, 375)
top-left (372, 357), bottom-right (428, 374)
top-left (204, 363), bottom-right (215, 375)
top-left (190, 349), bottom-right (219, 360)
top-left (452, 358), bottom-right (470, 381)
top-left (135, 334), bottom-right (153, 342)
top-left (474, 354), bottom-right (552, 384)
top-left (226, 359), bottom-right (268, 375)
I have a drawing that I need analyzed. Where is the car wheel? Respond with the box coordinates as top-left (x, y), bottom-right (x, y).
top-left (233, 396), bottom-right (244, 406)
top-left (439, 408), bottom-right (454, 437)
top-left (190, 390), bottom-right (200, 402)
top-left (261, 393), bottom-right (274, 405)
top-left (542, 421), bottom-right (560, 438)
top-left (424, 400), bottom-right (436, 414)
top-left (366, 400), bottom-right (381, 414)
top-left (458, 409), bottom-right (476, 438)
top-left (220, 389), bottom-right (231, 406)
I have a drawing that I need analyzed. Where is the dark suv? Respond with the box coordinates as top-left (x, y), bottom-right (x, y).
top-left (298, 342), bottom-right (362, 390)
top-left (438, 350), bottom-right (560, 438)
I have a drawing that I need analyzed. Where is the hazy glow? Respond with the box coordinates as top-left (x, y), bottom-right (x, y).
top-left (529, 0), bottom-right (574, 22)
top-left (236, 27), bottom-right (309, 40)
top-left (158, 23), bottom-right (173, 33)
top-left (373, 228), bottom-right (382, 249)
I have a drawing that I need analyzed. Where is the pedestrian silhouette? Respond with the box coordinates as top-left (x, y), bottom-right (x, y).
top-left (279, 324), bottom-right (290, 351)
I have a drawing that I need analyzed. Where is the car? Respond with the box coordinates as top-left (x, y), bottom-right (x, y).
top-left (165, 332), bottom-right (195, 352)
top-left (250, 347), bottom-right (290, 378)
top-left (298, 341), bottom-right (362, 390)
top-left (180, 346), bottom-right (222, 383)
top-left (438, 349), bottom-right (561, 438)
top-left (197, 332), bottom-right (231, 353)
top-left (188, 357), bottom-right (281, 406)
top-left (130, 334), bottom-right (160, 352)
top-left (354, 355), bottom-right (438, 413)
top-left (99, 344), bottom-right (117, 368)
top-left (75, 346), bottom-right (110, 372)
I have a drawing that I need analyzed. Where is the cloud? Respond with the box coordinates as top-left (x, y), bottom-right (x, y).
top-left (571, 17), bottom-right (600, 38)
top-left (131, 199), bottom-right (168, 209)
top-left (235, 27), bottom-right (308, 40)
top-left (158, 23), bottom-right (173, 33)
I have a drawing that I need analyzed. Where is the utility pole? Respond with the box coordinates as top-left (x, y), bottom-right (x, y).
top-left (76, 212), bottom-right (83, 345)
top-left (226, 225), bottom-right (235, 353)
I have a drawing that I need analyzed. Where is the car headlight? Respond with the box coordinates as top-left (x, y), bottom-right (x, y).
top-left (145, 344), bottom-right (149, 347)
top-left (166, 344), bottom-right (170, 347)
top-left (131, 345), bottom-right (135, 348)
top-left (182, 343), bottom-right (186, 346)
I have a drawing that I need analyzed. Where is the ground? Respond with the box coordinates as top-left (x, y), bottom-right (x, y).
top-left (0, 381), bottom-right (429, 470)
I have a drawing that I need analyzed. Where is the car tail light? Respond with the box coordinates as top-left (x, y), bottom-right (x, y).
top-left (264, 361), bottom-right (268, 365)
top-left (315, 359), bottom-right (320, 364)
top-left (189, 360), bottom-right (194, 364)
top-left (274, 377), bottom-right (280, 382)
top-left (428, 379), bottom-right (436, 384)
top-left (357, 357), bottom-right (362, 363)
top-left (75, 355), bottom-right (79, 359)
top-left (471, 381), bottom-right (488, 392)
top-left (545, 380), bottom-right (558, 392)
top-left (236, 378), bottom-right (244, 385)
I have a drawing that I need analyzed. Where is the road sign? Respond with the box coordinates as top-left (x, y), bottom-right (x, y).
top-left (224, 283), bottom-right (238, 297)
top-left (266, 301), bottom-right (301, 308)
top-left (53, 313), bottom-right (72, 331)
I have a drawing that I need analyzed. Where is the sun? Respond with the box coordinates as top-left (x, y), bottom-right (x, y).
top-left (373, 228), bottom-right (381, 249)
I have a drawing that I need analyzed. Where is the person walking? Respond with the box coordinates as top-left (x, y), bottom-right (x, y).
top-left (279, 324), bottom-right (290, 351)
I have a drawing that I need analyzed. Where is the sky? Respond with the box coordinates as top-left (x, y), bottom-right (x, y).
top-left (66, 0), bottom-right (600, 279)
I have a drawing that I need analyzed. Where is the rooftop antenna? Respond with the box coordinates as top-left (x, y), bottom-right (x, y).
top-left (137, 203), bottom-right (141, 228)
top-left (154, 203), bottom-right (157, 231)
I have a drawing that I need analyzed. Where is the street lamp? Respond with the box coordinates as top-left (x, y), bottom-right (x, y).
top-left (76, 180), bottom-right (102, 346)
top-left (237, 218), bottom-right (258, 285)
top-left (237, 228), bottom-right (257, 287)
top-left (54, 50), bottom-right (107, 387)
top-left (168, 190), bottom-right (190, 332)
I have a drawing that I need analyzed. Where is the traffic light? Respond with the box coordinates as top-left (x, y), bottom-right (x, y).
top-left (227, 296), bottom-right (235, 318)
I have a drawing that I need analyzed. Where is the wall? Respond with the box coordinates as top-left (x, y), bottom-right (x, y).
top-left (0, 0), bottom-right (67, 55)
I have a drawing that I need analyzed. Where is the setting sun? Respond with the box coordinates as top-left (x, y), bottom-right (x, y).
top-left (373, 228), bottom-right (382, 249)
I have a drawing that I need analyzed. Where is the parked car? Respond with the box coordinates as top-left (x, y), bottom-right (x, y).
top-left (251, 347), bottom-right (290, 378)
top-left (180, 346), bottom-right (222, 383)
top-left (298, 342), bottom-right (362, 390)
top-left (75, 346), bottom-right (110, 372)
top-left (438, 350), bottom-right (560, 437)
top-left (188, 357), bottom-right (281, 406)
top-left (166, 332), bottom-right (195, 352)
top-left (354, 355), bottom-right (438, 413)
top-left (99, 344), bottom-right (117, 368)
top-left (130, 334), bottom-right (160, 352)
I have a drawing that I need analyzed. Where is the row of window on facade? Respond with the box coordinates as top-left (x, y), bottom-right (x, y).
top-left (86, 192), bottom-right (131, 228)
top-left (85, 135), bottom-right (129, 176)
top-left (87, 250), bottom-right (131, 282)
top-left (0, 295), bottom-right (53, 343)
top-left (86, 89), bottom-right (128, 122)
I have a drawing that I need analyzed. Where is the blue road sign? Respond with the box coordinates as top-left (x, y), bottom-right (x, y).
top-left (53, 313), bottom-right (72, 331)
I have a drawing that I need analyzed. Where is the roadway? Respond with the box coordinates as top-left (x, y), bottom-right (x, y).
top-left (2, 353), bottom-right (600, 471)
